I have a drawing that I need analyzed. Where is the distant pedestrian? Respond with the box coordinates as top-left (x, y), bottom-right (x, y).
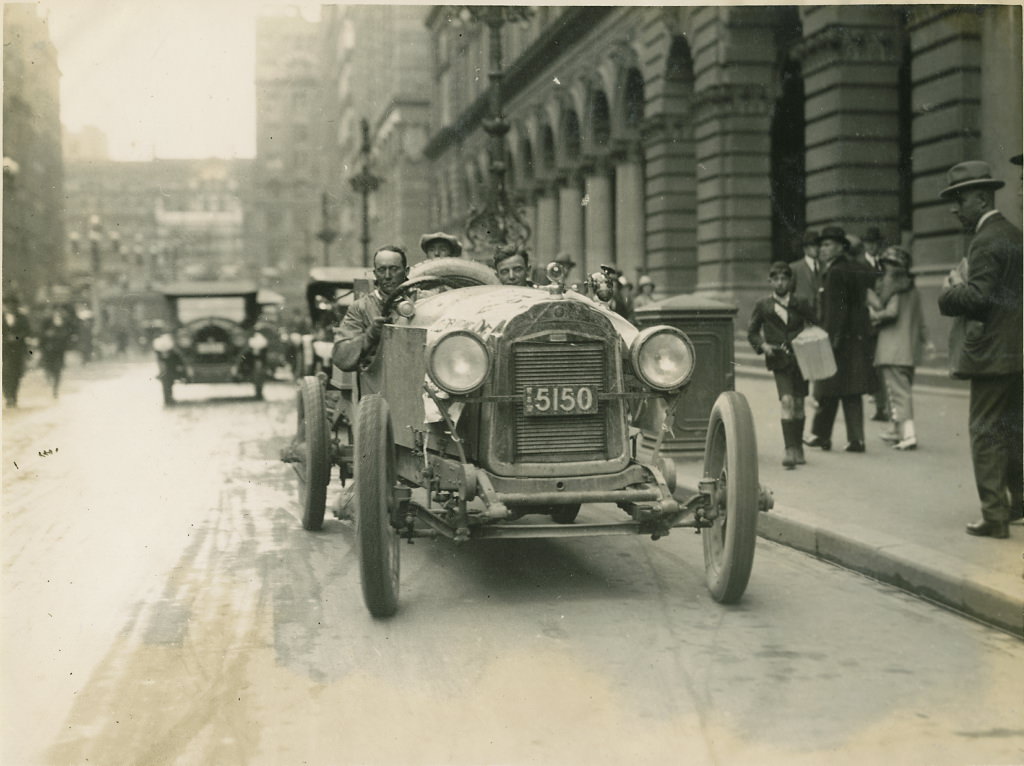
top-left (868, 246), bottom-right (929, 451)
top-left (859, 226), bottom-right (890, 422)
top-left (804, 226), bottom-right (876, 453)
top-left (38, 307), bottom-right (74, 398)
top-left (634, 275), bottom-right (658, 309)
top-left (937, 160), bottom-right (1022, 539)
top-left (747, 261), bottom-right (815, 468)
top-left (419, 232), bottom-right (463, 260)
top-left (2, 295), bottom-right (32, 407)
top-left (790, 230), bottom-right (821, 307)
top-left (616, 275), bottom-right (635, 323)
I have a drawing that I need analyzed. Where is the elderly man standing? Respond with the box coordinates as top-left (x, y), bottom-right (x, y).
top-left (938, 161), bottom-right (1023, 539)
top-left (803, 226), bottom-right (876, 453)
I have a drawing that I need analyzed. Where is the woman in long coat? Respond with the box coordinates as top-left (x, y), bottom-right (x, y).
top-left (805, 226), bottom-right (877, 451)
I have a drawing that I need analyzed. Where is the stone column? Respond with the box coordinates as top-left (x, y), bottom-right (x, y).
top-left (557, 170), bottom-right (584, 267)
top-left (614, 144), bottom-right (645, 282)
top-left (534, 184), bottom-right (559, 264)
top-left (583, 156), bottom-right (614, 276)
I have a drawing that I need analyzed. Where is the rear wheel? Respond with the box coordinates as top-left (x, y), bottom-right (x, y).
top-left (701, 392), bottom-right (759, 604)
top-left (356, 394), bottom-right (400, 618)
top-left (296, 376), bottom-right (330, 531)
top-left (549, 504), bottom-right (581, 524)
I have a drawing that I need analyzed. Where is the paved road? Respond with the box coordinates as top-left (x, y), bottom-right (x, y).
top-left (3, 360), bottom-right (1022, 765)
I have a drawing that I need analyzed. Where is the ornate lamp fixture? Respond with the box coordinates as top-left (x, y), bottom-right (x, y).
top-left (460, 5), bottom-right (532, 259)
top-left (348, 118), bottom-right (382, 268)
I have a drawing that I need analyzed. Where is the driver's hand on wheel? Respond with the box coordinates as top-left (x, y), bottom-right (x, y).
top-left (366, 316), bottom-right (387, 344)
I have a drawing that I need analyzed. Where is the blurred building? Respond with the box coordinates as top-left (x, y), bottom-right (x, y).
top-left (63, 158), bottom-right (254, 292)
top-left (316, 5), bottom-right (433, 267)
top-left (252, 9), bottom-right (321, 279)
top-left (422, 5), bottom-right (1022, 329)
top-left (63, 125), bottom-right (110, 162)
top-left (3, 3), bottom-right (65, 303)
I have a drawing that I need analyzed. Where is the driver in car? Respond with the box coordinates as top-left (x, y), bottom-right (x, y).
top-left (332, 245), bottom-right (409, 372)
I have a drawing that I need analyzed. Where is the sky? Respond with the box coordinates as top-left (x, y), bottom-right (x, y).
top-left (37, 0), bottom-right (321, 161)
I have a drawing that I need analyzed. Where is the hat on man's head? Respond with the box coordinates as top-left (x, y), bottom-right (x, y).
top-left (419, 231), bottom-right (463, 255)
top-left (819, 225), bottom-right (849, 247)
top-left (554, 252), bottom-right (576, 268)
top-left (938, 161), bottom-right (1005, 199)
top-left (802, 230), bottom-right (820, 246)
top-left (863, 226), bottom-right (883, 243)
top-left (1011, 154), bottom-right (1023, 166)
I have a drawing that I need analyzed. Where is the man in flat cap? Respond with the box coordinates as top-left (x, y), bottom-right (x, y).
top-left (419, 231), bottom-right (463, 260)
top-left (804, 225), bottom-right (876, 453)
top-left (938, 161), bottom-right (1023, 539)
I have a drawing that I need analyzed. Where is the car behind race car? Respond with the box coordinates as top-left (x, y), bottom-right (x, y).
top-left (152, 281), bottom-right (270, 404)
top-left (283, 258), bottom-right (771, 617)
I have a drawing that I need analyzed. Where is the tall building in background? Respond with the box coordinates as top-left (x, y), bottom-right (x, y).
top-left (317, 5), bottom-right (433, 267)
top-left (63, 125), bottom-right (110, 162)
top-left (252, 9), bottom-right (321, 283)
top-left (3, 2), bottom-right (65, 303)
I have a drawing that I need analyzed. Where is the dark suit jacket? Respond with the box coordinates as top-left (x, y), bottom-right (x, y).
top-left (814, 255), bottom-right (876, 397)
top-left (747, 295), bottom-right (815, 372)
top-left (790, 258), bottom-right (820, 307)
top-left (938, 212), bottom-right (1023, 377)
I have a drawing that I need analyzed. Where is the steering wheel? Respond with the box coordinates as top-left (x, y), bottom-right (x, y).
top-left (381, 274), bottom-right (489, 316)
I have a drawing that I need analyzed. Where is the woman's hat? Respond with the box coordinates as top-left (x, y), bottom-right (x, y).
top-left (880, 246), bottom-right (911, 271)
top-left (419, 231), bottom-right (463, 255)
top-left (638, 275), bottom-right (654, 287)
top-left (938, 161), bottom-right (1005, 199)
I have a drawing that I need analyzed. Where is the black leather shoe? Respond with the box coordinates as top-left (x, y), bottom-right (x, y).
top-left (845, 441), bottom-right (866, 453)
top-left (965, 519), bottom-right (1009, 538)
top-left (804, 436), bottom-right (831, 451)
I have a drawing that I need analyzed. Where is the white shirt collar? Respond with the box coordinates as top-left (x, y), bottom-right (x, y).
top-left (804, 255), bottom-right (817, 271)
top-left (976, 209), bottom-right (1000, 231)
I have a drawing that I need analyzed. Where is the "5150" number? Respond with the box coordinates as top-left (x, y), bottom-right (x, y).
top-left (523, 385), bottom-right (597, 416)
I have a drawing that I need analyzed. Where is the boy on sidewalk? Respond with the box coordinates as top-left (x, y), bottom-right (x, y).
top-left (868, 246), bottom-right (930, 451)
top-left (747, 261), bottom-right (815, 468)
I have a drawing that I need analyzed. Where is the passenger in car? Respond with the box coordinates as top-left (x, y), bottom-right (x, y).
top-left (419, 232), bottom-right (463, 260)
top-left (332, 245), bottom-right (409, 372)
top-left (493, 249), bottom-right (534, 287)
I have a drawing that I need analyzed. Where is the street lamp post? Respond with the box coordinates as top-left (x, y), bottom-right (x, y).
top-left (461, 5), bottom-right (532, 259)
top-left (315, 192), bottom-right (338, 267)
top-left (348, 118), bottom-right (382, 268)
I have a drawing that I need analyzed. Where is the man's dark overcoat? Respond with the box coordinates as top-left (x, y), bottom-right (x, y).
top-left (813, 254), bottom-right (876, 398)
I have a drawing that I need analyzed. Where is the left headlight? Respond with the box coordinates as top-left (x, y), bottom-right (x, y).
top-left (248, 332), bottom-right (269, 351)
top-left (426, 331), bottom-right (490, 395)
top-left (630, 325), bottom-right (695, 391)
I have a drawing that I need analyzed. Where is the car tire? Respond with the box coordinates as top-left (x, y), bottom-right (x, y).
top-left (701, 391), bottom-right (759, 604)
top-left (355, 394), bottom-right (400, 618)
top-left (549, 504), bottom-right (581, 524)
top-left (296, 376), bottom-right (330, 531)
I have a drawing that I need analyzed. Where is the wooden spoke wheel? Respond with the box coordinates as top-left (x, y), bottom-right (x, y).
top-left (701, 391), bottom-right (759, 604)
top-left (295, 376), bottom-right (331, 531)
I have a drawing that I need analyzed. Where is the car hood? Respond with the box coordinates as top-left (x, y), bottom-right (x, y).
top-left (397, 285), bottom-right (639, 346)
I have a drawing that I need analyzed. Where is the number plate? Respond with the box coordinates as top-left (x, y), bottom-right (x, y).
top-left (523, 385), bottom-right (598, 416)
top-left (196, 340), bottom-right (226, 354)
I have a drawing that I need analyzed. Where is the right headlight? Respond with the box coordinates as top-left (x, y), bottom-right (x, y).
top-left (630, 325), bottom-right (695, 391)
top-left (426, 330), bottom-right (490, 395)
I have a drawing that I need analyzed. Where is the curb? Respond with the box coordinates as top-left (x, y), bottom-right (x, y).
top-left (757, 507), bottom-right (1024, 638)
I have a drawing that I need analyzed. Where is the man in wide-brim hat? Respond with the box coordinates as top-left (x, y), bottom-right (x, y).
top-left (804, 225), bottom-right (877, 454)
top-left (419, 231), bottom-right (463, 259)
top-left (937, 160), bottom-right (1022, 538)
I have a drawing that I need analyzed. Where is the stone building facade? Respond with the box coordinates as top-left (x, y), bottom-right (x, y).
top-left (423, 4), bottom-right (1022, 328)
top-left (317, 5), bottom-right (434, 267)
top-left (3, 3), bottom-right (65, 303)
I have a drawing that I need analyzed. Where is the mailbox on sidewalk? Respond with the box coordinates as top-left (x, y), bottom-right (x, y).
top-left (634, 294), bottom-right (738, 457)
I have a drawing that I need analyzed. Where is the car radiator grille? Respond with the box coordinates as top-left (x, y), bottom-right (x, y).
top-left (512, 342), bottom-right (606, 458)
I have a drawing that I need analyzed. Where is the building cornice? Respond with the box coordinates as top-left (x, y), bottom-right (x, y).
top-left (424, 6), bottom-right (615, 160)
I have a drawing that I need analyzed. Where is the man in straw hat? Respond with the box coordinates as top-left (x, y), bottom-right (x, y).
top-left (938, 160), bottom-right (1022, 538)
top-left (419, 231), bottom-right (463, 260)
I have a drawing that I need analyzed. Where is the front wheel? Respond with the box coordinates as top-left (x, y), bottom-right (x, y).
top-left (701, 391), bottom-right (759, 604)
top-left (356, 394), bottom-right (401, 618)
top-left (296, 376), bottom-right (330, 531)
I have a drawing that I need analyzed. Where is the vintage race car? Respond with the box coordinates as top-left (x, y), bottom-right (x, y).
top-left (283, 259), bottom-right (771, 618)
top-left (152, 282), bottom-right (271, 404)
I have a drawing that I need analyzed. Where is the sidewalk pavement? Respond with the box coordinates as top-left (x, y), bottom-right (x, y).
top-left (675, 343), bottom-right (1022, 637)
